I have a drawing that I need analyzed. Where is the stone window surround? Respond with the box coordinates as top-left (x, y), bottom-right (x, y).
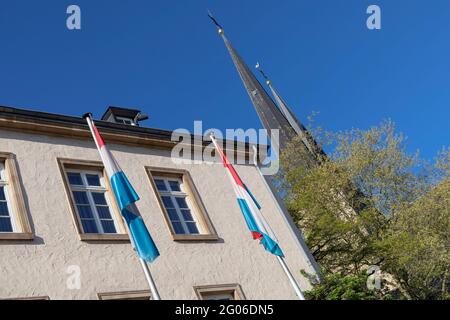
top-left (0, 152), bottom-right (33, 241)
top-left (193, 283), bottom-right (246, 300)
top-left (3, 296), bottom-right (50, 300)
top-left (57, 158), bottom-right (129, 241)
top-left (97, 290), bottom-right (151, 300)
top-left (146, 166), bottom-right (219, 242)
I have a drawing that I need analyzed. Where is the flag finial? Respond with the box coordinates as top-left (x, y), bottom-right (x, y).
top-left (207, 10), bottom-right (224, 35)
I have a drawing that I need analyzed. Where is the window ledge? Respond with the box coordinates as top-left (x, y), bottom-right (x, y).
top-left (172, 234), bottom-right (219, 242)
top-left (79, 233), bottom-right (130, 242)
top-left (0, 232), bottom-right (34, 241)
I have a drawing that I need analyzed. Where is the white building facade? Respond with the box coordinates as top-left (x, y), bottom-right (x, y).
top-left (0, 106), bottom-right (318, 300)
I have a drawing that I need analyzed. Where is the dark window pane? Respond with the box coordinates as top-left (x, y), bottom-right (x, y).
top-left (0, 202), bottom-right (9, 216)
top-left (77, 205), bottom-right (94, 219)
top-left (181, 209), bottom-right (194, 221)
top-left (92, 192), bottom-right (107, 205)
top-left (0, 186), bottom-right (6, 201)
top-left (68, 172), bottom-right (83, 186)
top-left (86, 174), bottom-right (101, 186)
top-left (73, 191), bottom-right (89, 205)
top-left (81, 219), bottom-right (98, 233)
top-left (97, 206), bottom-right (112, 219)
top-left (154, 179), bottom-right (167, 191)
top-left (172, 221), bottom-right (185, 234)
top-left (168, 181), bottom-right (181, 192)
top-left (161, 196), bottom-right (174, 208)
top-left (205, 296), bottom-right (233, 301)
top-left (0, 217), bottom-right (13, 232)
top-left (117, 118), bottom-right (133, 125)
top-left (175, 197), bottom-right (189, 209)
top-left (186, 222), bottom-right (199, 234)
top-left (167, 209), bottom-right (178, 221)
top-left (101, 220), bottom-right (116, 234)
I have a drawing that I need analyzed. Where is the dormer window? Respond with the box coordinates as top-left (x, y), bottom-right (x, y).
top-left (101, 106), bottom-right (148, 127)
top-left (115, 116), bottom-right (135, 126)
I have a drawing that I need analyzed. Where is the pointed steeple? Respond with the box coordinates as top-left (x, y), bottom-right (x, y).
top-left (256, 63), bottom-right (318, 159)
top-left (208, 13), bottom-right (296, 154)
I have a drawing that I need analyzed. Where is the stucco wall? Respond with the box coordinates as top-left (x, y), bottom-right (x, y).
top-left (0, 128), bottom-right (317, 300)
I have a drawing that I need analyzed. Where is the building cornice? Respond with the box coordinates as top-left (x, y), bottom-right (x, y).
top-left (0, 105), bottom-right (264, 159)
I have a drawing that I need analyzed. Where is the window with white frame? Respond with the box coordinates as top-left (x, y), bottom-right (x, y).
top-left (153, 176), bottom-right (200, 235)
top-left (0, 161), bottom-right (15, 233)
top-left (115, 116), bottom-right (135, 126)
top-left (67, 170), bottom-right (119, 234)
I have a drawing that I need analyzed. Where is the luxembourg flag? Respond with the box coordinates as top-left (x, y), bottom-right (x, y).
top-left (84, 114), bottom-right (160, 262)
top-left (210, 135), bottom-right (283, 257)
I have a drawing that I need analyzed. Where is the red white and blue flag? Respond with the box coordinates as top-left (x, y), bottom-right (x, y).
top-left (84, 115), bottom-right (160, 262)
top-left (211, 136), bottom-right (284, 257)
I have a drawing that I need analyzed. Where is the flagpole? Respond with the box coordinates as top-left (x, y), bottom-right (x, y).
top-left (276, 256), bottom-right (305, 300)
top-left (250, 145), bottom-right (317, 263)
top-left (139, 258), bottom-right (161, 300)
top-left (251, 145), bottom-right (305, 300)
top-left (83, 113), bottom-right (161, 300)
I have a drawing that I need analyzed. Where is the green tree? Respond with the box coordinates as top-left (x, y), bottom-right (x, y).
top-left (379, 169), bottom-right (449, 299)
top-left (279, 120), bottom-right (449, 299)
top-left (304, 271), bottom-right (391, 300)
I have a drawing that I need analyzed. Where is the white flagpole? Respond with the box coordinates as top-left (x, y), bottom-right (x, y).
top-left (277, 256), bottom-right (305, 300)
top-left (83, 114), bottom-right (161, 300)
top-left (251, 145), bottom-right (305, 300)
top-left (139, 258), bottom-right (161, 300)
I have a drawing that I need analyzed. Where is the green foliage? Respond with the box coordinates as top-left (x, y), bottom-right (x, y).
top-left (283, 160), bottom-right (384, 274)
top-left (304, 271), bottom-right (391, 300)
top-left (378, 178), bottom-right (450, 299)
top-left (280, 120), bottom-right (449, 299)
top-left (331, 120), bottom-right (432, 216)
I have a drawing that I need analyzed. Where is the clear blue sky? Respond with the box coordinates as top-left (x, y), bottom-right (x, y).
top-left (0, 1), bottom-right (448, 160)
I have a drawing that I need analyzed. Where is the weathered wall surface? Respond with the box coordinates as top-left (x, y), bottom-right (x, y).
top-left (0, 129), bottom-right (317, 300)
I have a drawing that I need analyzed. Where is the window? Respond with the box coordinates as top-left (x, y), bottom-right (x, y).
top-left (0, 153), bottom-right (33, 240)
top-left (154, 177), bottom-right (199, 235)
top-left (0, 162), bottom-right (14, 233)
top-left (67, 171), bottom-right (118, 234)
top-left (97, 290), bottom-right (151, 300)
top-left (194, 284), bottom-right (245, 300)
top-left (115, 116), bottom-right (135, 126)
top-left (201, 292), bottom-right (235, 301)
top-left (58, 159), bottom-right (128, 241)
top-left (147, 167), bottom-right (218, 241)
